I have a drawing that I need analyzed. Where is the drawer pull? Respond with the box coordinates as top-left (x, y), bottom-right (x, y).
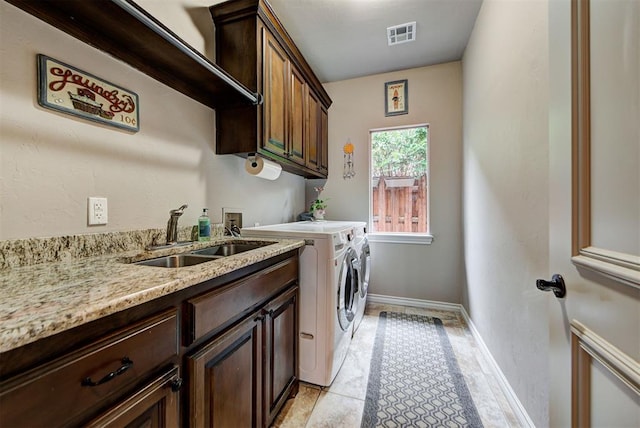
top-left (81, 357), bottom-right (133, 387)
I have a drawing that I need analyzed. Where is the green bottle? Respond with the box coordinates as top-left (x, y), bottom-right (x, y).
top-left (198, 208), bottom-right (211, 241)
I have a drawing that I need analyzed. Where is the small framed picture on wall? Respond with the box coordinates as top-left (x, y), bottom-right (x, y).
top-left (384, 79), bottom-right (408, 116)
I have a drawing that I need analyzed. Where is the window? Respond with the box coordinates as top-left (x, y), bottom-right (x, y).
top-left (369, 124), bottom-right (432, 244)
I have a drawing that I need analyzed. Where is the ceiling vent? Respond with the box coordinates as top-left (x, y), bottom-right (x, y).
top-left (387, 22), bottom-right (416, 46)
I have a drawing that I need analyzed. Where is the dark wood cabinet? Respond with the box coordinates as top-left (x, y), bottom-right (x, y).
top-left (0, 251), bottom-right (299, 428)
top-left (211, 0), bottom-right (332, 178)
top-left (320, 106), bottom-right (329, 174)
top-left (263, 287), bottom-right (298, 426)
top-left (187, 314), bottom-right (263, 427)
top-left (186, 257), bottom-right (299, 427)
top-left (306, 90), bottom-right (329, 176)
top-left (263, 30), bottom-right (289, 160)
top-left (261, 28), bottom-right (309, 168)
top-left (306, 89), bottom-right (321, 172)
top-left (289, 64), bottom-right (307, 166)
top-left (186, 286), bottom-right (299, 428)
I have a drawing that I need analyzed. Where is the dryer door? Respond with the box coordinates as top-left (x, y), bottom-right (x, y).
top-left (337, 247), bottom-right (358, 331)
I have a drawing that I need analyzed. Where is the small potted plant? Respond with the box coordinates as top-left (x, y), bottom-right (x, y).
top-left (310, 186), bottom-right (328, 220)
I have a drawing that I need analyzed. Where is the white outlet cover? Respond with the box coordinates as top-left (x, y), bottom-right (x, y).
top-left (88, 197), bottom-right (108, 225)
top-left (222, 207), bottom-right (243, 228)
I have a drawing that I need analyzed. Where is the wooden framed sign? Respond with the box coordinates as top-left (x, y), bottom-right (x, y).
top-left (385, 79), bottom-right (408, 116)
top-left (37, 54), bottom-right (140, 132)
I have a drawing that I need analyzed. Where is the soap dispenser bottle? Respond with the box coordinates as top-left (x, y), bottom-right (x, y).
top-left (198, 208), bottom-right (211, 241)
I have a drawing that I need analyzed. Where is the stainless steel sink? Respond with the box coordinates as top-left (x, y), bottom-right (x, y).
top-left (134, 254), bottom-right (219, 268)
top-left (191, 242), bottom-right (271, 257)
top-left (133, 242), bottom-right (273, 268)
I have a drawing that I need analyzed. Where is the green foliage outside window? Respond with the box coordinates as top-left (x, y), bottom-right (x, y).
top-left (371, 127), bottom-right (428, 178)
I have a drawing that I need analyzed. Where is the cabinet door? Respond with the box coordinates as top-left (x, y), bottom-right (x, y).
top-left (263, 286), bottom-right (299, 426)
top-left (306, 89), bottom-right (321, 172)
top-left (187, 314), bottom-right (263, 428)
top-left (319, 106), bottom-right (329, 175)
top-left (85, 366), bottom-right (181, 428)
top-left (263, 31), bottom-right (288, 159)
top-left (289, 65), bottom-right (306, 165)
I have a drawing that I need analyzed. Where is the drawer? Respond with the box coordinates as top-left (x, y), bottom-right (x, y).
top-left (84, 365), bottom-right (180, 428)
top-left (185, 256), bottom-right (298, 345)
top-left (0, 308), bottom-right (178, 427)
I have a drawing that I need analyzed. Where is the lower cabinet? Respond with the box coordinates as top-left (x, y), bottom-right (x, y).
top-left (0, 251), bottom-right (299, 428)
top-left (187, 314), bottom-right (264, 427)
top-left (263, 287), bottom-right (298, 425)
top-left (187, 285), bottom-right (299, 428)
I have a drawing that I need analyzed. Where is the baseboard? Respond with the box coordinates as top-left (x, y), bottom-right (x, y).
top-left (458, 306), bottom-right (536, 428)
top-left (366, 293), bottom-right (535, 428)
top-left (367, 293), bottom-right (462, 312)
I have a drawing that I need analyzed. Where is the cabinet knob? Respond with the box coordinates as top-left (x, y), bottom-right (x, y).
top-left (170, 377), bottom-right (183, 392)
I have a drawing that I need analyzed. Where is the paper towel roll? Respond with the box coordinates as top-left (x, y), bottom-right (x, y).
top-left (244, 156), bottom-right (282, 180)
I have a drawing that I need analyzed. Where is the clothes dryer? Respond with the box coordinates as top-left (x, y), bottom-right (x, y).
top-left (241, 221), bottom-right (364, 386)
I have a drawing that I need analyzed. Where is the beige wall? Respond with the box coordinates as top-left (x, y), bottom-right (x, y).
top-left (462, 0), bottom-right (549, 425)
top-left (0, 2), bottom-right (304, 240)
top-left (322, 62), bottom-right (464, 303)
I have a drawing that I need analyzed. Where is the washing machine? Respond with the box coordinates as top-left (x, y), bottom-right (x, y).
top-left (352, 224), bottom-right (370, 336)
top-left (241, 221), bottom-right (365, 386)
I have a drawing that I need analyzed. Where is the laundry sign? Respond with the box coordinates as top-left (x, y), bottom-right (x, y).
top-left (37, 54), bottom-right (139, 132)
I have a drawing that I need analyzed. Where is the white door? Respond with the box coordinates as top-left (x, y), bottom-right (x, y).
top-left (547, 0), bottom-right (639, 426)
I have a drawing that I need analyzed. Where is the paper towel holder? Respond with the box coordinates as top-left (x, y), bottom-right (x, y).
top-left (248, 152), bottom-right (259, 168)
top-left (244, 152), bottom-right (282, 180)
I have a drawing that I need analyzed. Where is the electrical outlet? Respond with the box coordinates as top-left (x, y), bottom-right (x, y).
top-left (88, 197), bottom-right (108, 225)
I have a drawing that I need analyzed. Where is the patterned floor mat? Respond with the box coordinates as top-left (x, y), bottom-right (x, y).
top-left (361, 311), bottom-right (483, 428)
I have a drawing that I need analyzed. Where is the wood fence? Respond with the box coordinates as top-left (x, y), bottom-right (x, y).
top-left (372, 175), bottom-right (428, 233)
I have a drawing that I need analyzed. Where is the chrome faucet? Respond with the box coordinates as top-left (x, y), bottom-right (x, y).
top-left (225, 220), bottom-right (241, 237)
top-left (166, 204), bottom-right (188, 245)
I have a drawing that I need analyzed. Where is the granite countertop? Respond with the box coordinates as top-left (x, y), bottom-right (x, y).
top-left (0, 237), bottom-right (304, 354)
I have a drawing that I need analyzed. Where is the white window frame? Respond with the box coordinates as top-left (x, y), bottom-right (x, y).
top-left (368, 123), bottom-right (434, 245)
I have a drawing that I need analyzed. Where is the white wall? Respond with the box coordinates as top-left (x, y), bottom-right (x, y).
top-left (0, 1), bottom-right (304, 240)
top-left (323, 62), bottom-right (464, 303)
top-left (462, 0), bottom-right (549, 426)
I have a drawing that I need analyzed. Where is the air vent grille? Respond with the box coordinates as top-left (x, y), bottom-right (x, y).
top-left (387, 21), bottom-right (416, 46)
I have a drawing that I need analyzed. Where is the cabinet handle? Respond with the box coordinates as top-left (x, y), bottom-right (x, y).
top-left (170, 377), bottom-right (183, 392)
top-left (81, 357), bottom-right (133, 387)
top-left (254, 315), bottom-right (265, 322)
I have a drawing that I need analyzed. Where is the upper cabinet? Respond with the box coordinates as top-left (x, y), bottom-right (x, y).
top-left (211, 0), bottom-right (332, 179)
top-left (4, 0), bottom-right (260, 110)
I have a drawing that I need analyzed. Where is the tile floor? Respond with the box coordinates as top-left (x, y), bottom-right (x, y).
top-left (272, 303), bottom-right (523, 428)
